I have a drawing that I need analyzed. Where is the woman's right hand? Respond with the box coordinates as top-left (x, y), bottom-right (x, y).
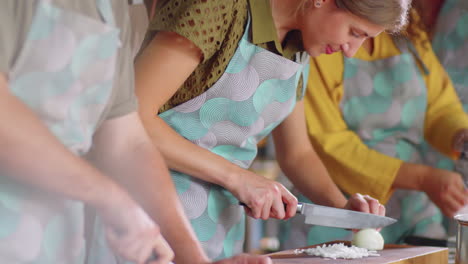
top-left (226, 169), bottom-right (298, 220)
top-left (421, 167), bottom-right (468, 217)
top-left (97, 192), bottom-right (174, 264)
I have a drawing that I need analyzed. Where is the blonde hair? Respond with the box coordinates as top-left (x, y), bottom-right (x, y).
top-left (298, 0), bottom-right (412, 33)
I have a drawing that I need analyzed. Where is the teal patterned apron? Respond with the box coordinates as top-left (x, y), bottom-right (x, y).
top-left (0, 0), bottom-right (120, 263)
top-left (280, 37), bottom-right (445, 249)
top-left (433, 0), bottom-right (468, 112)
top-left (161, 18), bottom-right (309, 260)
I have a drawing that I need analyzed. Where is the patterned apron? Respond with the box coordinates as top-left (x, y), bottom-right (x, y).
top-left (0, 0), bottom-right (120, 263)
top-left (432, 0), bottom-right (468, 111)
top-left (281, 37), bottom-right (446, 249)
top-left (160, 18), bottom-right (309, 260)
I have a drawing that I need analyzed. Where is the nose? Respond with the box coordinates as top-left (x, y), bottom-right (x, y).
top-left (341, 38), bottom-right (366, 58)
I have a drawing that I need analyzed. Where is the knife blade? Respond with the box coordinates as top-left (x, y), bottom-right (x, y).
top-left (239, 202), bottom-right (397, 229)
top-left (298, 202), bottom-right (397, 229)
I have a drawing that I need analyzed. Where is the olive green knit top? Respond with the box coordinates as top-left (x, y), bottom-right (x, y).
top-left (144, 0), bottom-right (305, 113)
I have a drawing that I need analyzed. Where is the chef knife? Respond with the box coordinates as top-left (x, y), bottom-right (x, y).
top-left (298, 202), bottom-right (397, 229)
top-left (240, 202), bottom-right (397, 229)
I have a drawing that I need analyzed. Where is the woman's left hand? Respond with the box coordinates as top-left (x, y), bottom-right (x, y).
top-left (344, 193), bottom-right (386, 232)
top-left (344, 193), bottom-right (385, 216)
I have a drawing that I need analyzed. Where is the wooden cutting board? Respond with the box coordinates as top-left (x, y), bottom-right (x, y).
top-left (267, 241), bottom-right (448, 264)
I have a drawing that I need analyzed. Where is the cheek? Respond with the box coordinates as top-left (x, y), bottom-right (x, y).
top-left (321, 23), bottom-right (349, 44)
top-left (302, 20), bottom-right (347, 46)
top-left (301, 25), bottom-right (325, 53)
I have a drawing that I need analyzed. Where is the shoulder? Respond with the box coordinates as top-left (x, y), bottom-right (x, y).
top-left (148, 0), bottom-right (249, 62)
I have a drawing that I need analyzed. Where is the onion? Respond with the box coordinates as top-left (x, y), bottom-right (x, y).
top-left (352, 228), bottom-right (384, 250)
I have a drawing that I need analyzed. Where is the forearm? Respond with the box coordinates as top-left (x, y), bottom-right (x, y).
top-left (0, 78), bottom-right (118, 208)
top-left (88, 115), bottom-right (209, 263)
top-left (392, 162), bottom-right (429, 191)
top-left (273, 102), bottom-right (347, 208)
top-left (278, 148), bottom-right (347, 208)
top-left (142, 115), bottom-right (244, 190)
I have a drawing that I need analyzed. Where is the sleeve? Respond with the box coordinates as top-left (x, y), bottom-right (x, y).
top-left (146, 0), bottom-right (235, 63)
top-left (0, 0), bottom-right (34, 74)
top-left (304, 53), bottom-right (403, 204)
top-left (410, 21), bottom-right (468, 158)
top-left (105, 2), bottom-right (138, 120)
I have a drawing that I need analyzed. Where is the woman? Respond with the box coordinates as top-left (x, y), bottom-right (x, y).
top-left (134, 0), bottom-right (410, 260)
top-left (285, 8), bottom-right (468, 248)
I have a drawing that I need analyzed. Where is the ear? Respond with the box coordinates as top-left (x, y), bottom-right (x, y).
top-left (314, 0), bottom-right (323, 8)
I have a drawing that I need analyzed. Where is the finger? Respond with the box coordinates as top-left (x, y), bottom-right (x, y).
top-left (106, 227), bottom-right (139, 263)
top-left (270, 187), bottom-right (285, 219)
top-left (281, 188), bottom-right (298, 219)
top-left (244, 206), bottom-right (255, 218)
top-left (136, 230), bottom-right (163, 264)
top-left (151, 236), bottom-right (174, 264)
top-left (449, 182), bottom-right (468, 206)
top-left (378, 204), bottom-right (386, 216)
top-left (270, 200), bottom-right (284, 220)
top-left (376, 204), bottom-right (385, 232)
top-left (261, 193), bottom-right (273, 220)
top-left (249, 199), bottom-right (262, 219)
top-left (446, 182), bottom-right (466, 209)
top-left (441, 194), bottom-right (464, 217)
top-left (350, 193), bottom-right (370, 213)
top-left (363, 195), bottom-right (380, 215)
top-left (127, 236), bottom-right (150, 264)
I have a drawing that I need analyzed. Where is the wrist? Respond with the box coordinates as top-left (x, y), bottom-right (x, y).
top-left (88, 179), bottom-right (133, 212)
top-left (394, 162), bottom-right (431, 191)
top-left (221, 164), bottom-right (244, 192)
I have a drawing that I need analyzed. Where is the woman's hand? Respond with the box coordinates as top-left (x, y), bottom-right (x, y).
top-left (226, 169), bottom-right (298, 220)
top-left (97, 193), bottom-right (174, 264)
top-left (344, 193), bottom-right (385, 216)
top-left (420, 167), bottom-right (468, 217)
top-left (344, 193), bottom-right (386, 232)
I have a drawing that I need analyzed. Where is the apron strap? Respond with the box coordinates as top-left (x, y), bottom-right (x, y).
top-left (394, 36), bottom-right (429, 75)
top-left (96, 0), bottom-right (116, 26)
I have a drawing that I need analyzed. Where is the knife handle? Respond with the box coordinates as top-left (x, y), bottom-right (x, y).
top-left (238, 202), bottom-right (303, 214)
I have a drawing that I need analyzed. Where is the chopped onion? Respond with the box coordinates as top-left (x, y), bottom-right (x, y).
top-left (352, 228), bottom-right (384, 250)
top-left (294, 243), bottom-right (380, 259)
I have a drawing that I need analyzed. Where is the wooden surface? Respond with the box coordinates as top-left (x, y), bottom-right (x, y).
top-left (268, 242), bottom-right (448, 264)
